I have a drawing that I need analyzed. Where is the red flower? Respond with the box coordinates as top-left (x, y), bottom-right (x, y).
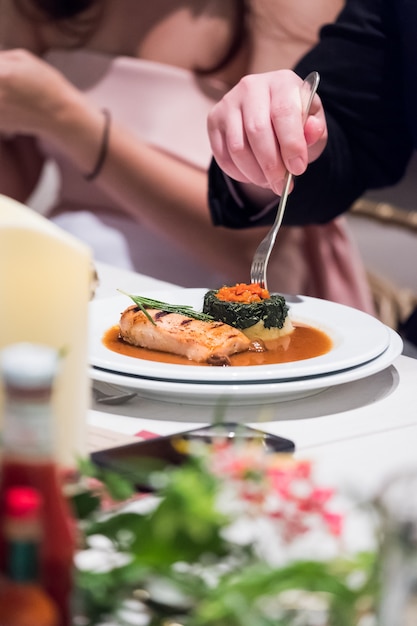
top-left (207, 442), bottom-right (344, 544)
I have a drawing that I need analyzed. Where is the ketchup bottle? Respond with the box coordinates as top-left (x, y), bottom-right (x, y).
top-left (0, 343), bottom-right (76, 626)
top-left (0, 486), bottom-right (59, 626)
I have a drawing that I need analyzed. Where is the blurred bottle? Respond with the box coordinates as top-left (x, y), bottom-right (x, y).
top-left (376, 472), bottom-right (417, 626)
top-left (0, 486), bottom-right (59, 626)
top-left (0, 343), bottom-right (76, 626)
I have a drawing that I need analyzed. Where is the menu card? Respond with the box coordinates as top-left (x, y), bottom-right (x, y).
top-left (0, 194), bottom-right (93, 467)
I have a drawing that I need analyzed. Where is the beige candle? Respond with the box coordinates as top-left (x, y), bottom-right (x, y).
top-left (0, 194), bottom-right (93, 467)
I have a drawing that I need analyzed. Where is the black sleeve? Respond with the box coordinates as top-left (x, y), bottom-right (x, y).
top-left (208, 0), bottom-right (414, 228)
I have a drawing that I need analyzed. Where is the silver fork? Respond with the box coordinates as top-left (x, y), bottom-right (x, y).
top-left (92, 381), bottom-right (137, 405)
top-left (250, 71), bottom-right (320, 289)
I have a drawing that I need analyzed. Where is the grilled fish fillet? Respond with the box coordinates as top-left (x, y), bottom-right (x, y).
top-left (119, 305), bottom-right (251, 363)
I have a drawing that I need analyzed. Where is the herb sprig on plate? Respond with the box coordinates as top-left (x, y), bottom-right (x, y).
top-left (118, 290), bottom-right (214, 325)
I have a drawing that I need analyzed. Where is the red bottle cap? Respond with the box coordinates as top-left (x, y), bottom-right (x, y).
top-left (5, 486), bottom-right (43, 520)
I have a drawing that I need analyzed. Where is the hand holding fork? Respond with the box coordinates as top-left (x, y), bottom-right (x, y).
top-left (250, 72), bottom-right (320, 290)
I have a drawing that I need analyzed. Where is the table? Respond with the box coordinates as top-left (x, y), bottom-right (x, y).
top-left (89, 261), bottom-right (417, 502)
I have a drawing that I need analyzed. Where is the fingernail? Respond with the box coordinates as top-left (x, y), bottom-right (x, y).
top-left (288, 156), bottom-right (305, 176)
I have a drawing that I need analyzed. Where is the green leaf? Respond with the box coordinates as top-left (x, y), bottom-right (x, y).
top-left (101, 470), bottom-right (136, 502)
top-left (71, 489), bottom-right (102, 520)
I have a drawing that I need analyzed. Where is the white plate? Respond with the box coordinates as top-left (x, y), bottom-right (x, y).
top-left (90, 326), bottom-right (402, 405)
top-left (89, 289), bottom-right (390, 383)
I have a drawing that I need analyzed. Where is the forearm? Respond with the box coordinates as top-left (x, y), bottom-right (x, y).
top-left (99, 123), bottom-right (268, 274)
top-left (37, 84), bottom-right (200, 221)
top-left (48, 91), bottom-right (263, 274)
top-left (98, 120), bottom-right (212, 236)
top-left (0, 48), bottom-right (256, 274)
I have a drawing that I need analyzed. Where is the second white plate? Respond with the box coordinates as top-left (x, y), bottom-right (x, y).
top-left (90, 326), bottom-right (402, 405)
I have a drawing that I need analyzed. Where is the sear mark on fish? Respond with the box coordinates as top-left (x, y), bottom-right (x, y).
top-left (119, 305), bottom-right (251, 363)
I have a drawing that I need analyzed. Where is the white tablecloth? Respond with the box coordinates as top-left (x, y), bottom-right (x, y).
top-left (89, 262), bottom-right (417, 499)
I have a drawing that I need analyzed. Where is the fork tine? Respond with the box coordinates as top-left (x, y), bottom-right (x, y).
top-left (249, 172), bottom-right (292, 290)
top-left (250, 205), bottom-right (282, 289)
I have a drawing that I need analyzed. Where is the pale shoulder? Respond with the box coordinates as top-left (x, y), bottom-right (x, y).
top-left (121, 0), bottom-right (246, 74)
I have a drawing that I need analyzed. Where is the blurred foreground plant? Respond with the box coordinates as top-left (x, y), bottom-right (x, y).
top-left (71, 438), bottom-right (380, 626)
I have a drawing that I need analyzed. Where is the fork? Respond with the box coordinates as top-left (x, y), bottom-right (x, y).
top-left (250, 71), bottom-right (320, 289)
top-left (92, 381), bottom-right (137, 405)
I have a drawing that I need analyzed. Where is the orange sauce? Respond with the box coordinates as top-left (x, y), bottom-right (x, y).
top-left (102, 323), bottom-right (333, 367)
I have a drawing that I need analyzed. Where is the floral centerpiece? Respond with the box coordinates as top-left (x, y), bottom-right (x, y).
top-left (72, 432), bottom-right (381, 626)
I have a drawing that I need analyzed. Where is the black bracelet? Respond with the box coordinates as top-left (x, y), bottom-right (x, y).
top-left (84, 108), bottom-right (111, 181)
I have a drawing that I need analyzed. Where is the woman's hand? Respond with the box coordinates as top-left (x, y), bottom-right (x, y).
top-left (0, 48), bottom-right (80, 138)
top-left (207, 69), bottom-right (327, 196)
top-left (0, 47), bottom-right (107, 178)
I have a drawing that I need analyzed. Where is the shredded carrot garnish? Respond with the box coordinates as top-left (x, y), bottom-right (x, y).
top-left (216, 283), bottom-right (270, 303)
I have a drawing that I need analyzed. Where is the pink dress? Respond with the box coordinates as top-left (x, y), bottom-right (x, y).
top-left (268, 221), bottom-right (375, 313)
top-left (39, 49), bottom-right (374, 313)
